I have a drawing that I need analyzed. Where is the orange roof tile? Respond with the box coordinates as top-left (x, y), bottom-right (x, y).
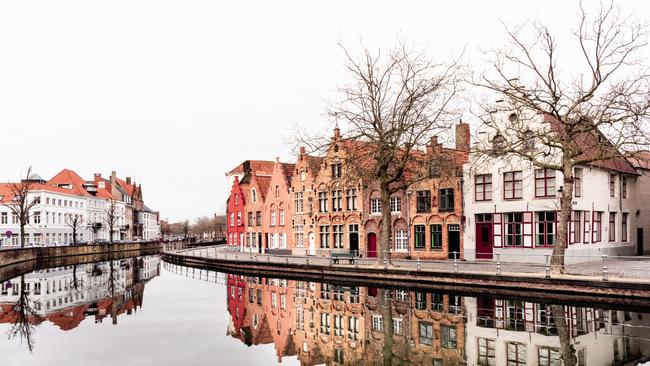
top-left (48, 169), bottom-right (92, 197)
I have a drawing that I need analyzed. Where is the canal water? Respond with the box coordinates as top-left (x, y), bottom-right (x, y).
top-left (1, 255), bottom-right (649, 366)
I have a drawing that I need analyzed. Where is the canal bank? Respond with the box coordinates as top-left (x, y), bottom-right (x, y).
top-left (0, 242), bottom-right (162, 266)
top-left (163, 247), bottom-right (650, 306)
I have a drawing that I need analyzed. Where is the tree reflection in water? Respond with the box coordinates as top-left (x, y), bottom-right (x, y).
top-left (7, 275), bottom-right (42, 352)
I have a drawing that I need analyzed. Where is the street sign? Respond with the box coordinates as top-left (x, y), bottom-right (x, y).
top-left (5, 231), bottom-right (12, 238)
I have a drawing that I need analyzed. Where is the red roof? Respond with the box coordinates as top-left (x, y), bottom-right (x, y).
top-left (227, 160), bottom-right (276, 176)
top-left (544, 114), bottom-right (637, 175)
top-left (629, 151), bottom-right (650, 170)
top-left (48, 169), bottom-right (91, 197)
top-left (0, 182), bottom-right (87, 203)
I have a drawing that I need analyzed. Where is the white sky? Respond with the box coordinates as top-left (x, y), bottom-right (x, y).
top-left (0, 0), bottom-right (647, 222)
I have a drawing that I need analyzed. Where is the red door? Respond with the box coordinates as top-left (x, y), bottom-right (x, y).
top-left (476, 223), bottom-right (493, 259)
top-left (367, 233), bottom-right (377, 258)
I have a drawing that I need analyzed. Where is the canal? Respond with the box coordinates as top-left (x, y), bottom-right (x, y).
top-left (1, 255), bottom-right (649, 365)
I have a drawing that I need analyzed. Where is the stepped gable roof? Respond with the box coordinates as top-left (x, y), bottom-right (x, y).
top-left (629, 151), bottom-right (650, 170)
top-left (544, 114), bottom-right (637, 175)
top-left (47, 169), bottom-right (92, 197)
top-left (281, 163), bottom-right (296, 184)
top-left (227, 160), bottom-right (276, 176)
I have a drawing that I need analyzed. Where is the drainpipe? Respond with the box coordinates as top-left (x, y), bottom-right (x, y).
top-left (460, 176), bottom-right (465, 260)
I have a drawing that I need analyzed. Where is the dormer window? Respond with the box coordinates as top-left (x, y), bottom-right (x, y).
top-left (492, 134), bottom-right (505, 154)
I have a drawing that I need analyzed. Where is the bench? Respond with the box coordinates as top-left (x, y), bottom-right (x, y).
top-left (329, 252), bottom-right (357, 265)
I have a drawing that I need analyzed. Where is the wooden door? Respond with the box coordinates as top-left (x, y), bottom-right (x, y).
top-left (367, 233), bottom-right (377, 258)
top-left (476, 223), bottom-right (493, 259)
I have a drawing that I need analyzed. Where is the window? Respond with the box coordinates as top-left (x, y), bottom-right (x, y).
top-left (275, 185), bottom-right (280, 199)
top-left (507, 343), bottom-right (526, 366)
top-left (414, 225), bottom-right (426, 249)
top-left (609, 212), bottom-right (616, 242)
top-left (318, 192), bottom-right (328, 212)
top-left (372, 315), bottom-right (384, 332)
top-left (270, 210), bottom-right (276, 226)
top-left (536, 211), bottom-right (556, 247)
top-left (574, 168), bottom-right (582, 197)
top-left (331, 163), bottom-right (342, 178)
top-left (416, 190), bottom-right (431, 213)
top-left (592, 212), bottom-right (602, 242)
top-left (571, 211), bottom-right (582, 244)
top-left (332, 190), bottom-right (342, 212)
top-left (346, 189), bottom-right (357, 210)
top-left (535, 169), bottom-right (556, 197)
top-left (348, 317), bottom-right (359, 340)
top-left (295, 225), bottom-right (304, 247)
top-left (237, 212), bottom-right (242, 226)
top-left (255, 211), bottom-right (262, 227)
top-left (33, 212), bottom-right (41, 224)
top-left (333, 225), bottom-right (343, 248)
top-left (504, 171), bottom-right (523, 199)
top-left (0, 212), bottom-right (6, 224)
top-left (279, 209), bottom-right (285, 225)
top-left (505, 213), bottom-right (523, 246)
top-left (393, 318), bottom-right (403, 335)
top-left (622, 177), bottom-right (627, 198)
top-left (439, 188), bottom-right (454, 211)
top-left (320, 313), bottom-right (331, 335)
top-left (247, 212), bottom-right (253, 226)
top-left (492, 134), bottom-right (505, 154)
top-left (477, 338), bottom-right (496, 366)
top-left (610, 174), bottom-right (616, 197)
top-left (334, 315), bottom-right (344, 336)
top-left (279, 233), bottom-right (286, 249)
top-left (319, 226), bottom-right (330, 248)
top-left (475, 174), bottom-right (492, 201)
top-left (252, 188), bottom-right (257, 202)
top-left (371, 198), bottom-right (381, 214)
top-left (622, 213), bottom-right (628, 242)
top-left (538, 347), bottom-right (561, 366)
top-left (419, 322), bottom-right (433, 346)
top-left (395, 290), bottom-right (408, 302)
top-left (395, 230), bottom-right (408, 251)
top-left (390, 196), bottom-right (401, 213)
top-left (441, 325), bottom-right (457, 349)
top-left (294, 192), bottom-right (303, 213)
top-left (430, 224), bottom-right (442, 250)
top-left (583, 212), bottom-right (591, 243)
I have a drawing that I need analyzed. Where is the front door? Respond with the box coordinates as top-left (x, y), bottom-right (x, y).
top-left (448, 224), bottom-right (461, 259)
top-left (476, 223), bottom-right (493, 259)
top-left (638, 228), bottom-right (644, 256)
top-left (258, 233), bottom-right (262, 253)
top-left (308, 232), bottom-right (316, 255)
top-left (367, 233), bottom-right (377, 258)
top-left (349, 233), bottom-right (359, 255)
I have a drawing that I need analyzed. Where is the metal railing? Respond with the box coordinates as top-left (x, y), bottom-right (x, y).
top-left (165, 246), bottom-right (650, 283)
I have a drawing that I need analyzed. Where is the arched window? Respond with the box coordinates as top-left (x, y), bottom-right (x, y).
top-left (492, 134), bottom-right (505, 154)
top-left (252, 188), bottom-right (257, 203)
top-left (275, 185), bottom-right (280, 199)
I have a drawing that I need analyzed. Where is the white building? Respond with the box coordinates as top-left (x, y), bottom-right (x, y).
top-left (0, 181), bottom-right (88, 247)
top-left (139, 206), bottom-right (160, 240)
top-left (463, 106), bottom-right (639, 263)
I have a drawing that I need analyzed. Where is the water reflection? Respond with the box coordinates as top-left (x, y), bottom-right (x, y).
top-left (0, 256), bottom-right (160, 350)
top-left (220, 272), bottom-right (650, 365)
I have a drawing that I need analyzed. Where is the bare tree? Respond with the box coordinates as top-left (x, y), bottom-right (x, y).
top-left (1, 167), bottom-right (39, 248)
top-left (182, 219), bottom-right (189, 237)
top-left (297, 41), bottom-right (463, 264)
top-left (473, 2), bottom-right (650, 271)
top-left (103, 200), bottom-right (123, 243)
top-left (65, 214), bottom-right (83, 245)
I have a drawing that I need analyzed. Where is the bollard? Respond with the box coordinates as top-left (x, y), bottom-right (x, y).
top-left (602, 255), bottom-right (609, 282)
top-left (417, 254), bottom-right (421, 271)
top-left (496, 254), bottom-right (502, 276)
top-left (285, 257), bottom-right (289, 265)
top-left (306, 256), bottom-right (309, 265)
top-left (267, 256), bottom-right (271, 263)
top-left (235, 253), bottom-right (238, 260)
top-left (545, 255), bottom-right (550, 278)
top-left (453, 252), bottom-right (458, 273)
top-left (383, 257), bottom-right (388, 269)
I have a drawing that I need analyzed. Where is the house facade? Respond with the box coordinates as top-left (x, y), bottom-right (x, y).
top-left (289, 147), bottom-right (322, 256)
top-left (262, 158), bottom-right (294, 254)
top-left (463, 108), bottom-right (639, 263)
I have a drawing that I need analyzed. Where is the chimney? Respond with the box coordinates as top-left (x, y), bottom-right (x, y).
top-left (455, 121), bottom-right (470, 152)
top-left (299, 146), bottom-right (306, 155)
top-left (126, 177), bottom-right (131, 185)
top-left (427, 136), bottom-right (438, 155)
top-left (275, 156), bottom-right (280, 163)
top-left (94, 173), bottom-right (101, 179)
top-left (333, 126), bottom-right (341, 140)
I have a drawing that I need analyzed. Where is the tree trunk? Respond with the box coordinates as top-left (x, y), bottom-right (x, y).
top-left (379, 289), bottom-right (394, 366)
top-left (109, 226), bottom-right (113, 243)
top-left (379, 182), bottom-right (392, 266)
top-left (19, 223), bottom-right (25, 248)
top-left (550, 304), bottom-right (577, 366)
top-left (551, 163), bottom-right (574, 273)
top-left (72, 226), bottom-right (77, 245)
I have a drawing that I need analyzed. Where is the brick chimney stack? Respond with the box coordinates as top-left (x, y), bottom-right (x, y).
top-left (126, 177), bottom-right (131, 185)
top-left (455, 121), bottom-right (470, 152)
top-left (333, 126), bottom-right (341, 140)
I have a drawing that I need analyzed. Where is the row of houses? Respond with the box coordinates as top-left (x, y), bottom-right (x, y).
top-left (225, 274), bottom-right (650, 365)
top-left (0, 169), bottom-right (161, 247)
top-left (225, 109), bottom-right (650, 263)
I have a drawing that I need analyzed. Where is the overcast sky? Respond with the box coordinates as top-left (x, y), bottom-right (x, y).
top-left (0, 0), bottom-right (647, 222)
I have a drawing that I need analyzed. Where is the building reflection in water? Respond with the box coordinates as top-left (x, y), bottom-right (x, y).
top-left (0, 255), bottom-right (161, 350)
top-left (224, 274), bottom-right (650, 366)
